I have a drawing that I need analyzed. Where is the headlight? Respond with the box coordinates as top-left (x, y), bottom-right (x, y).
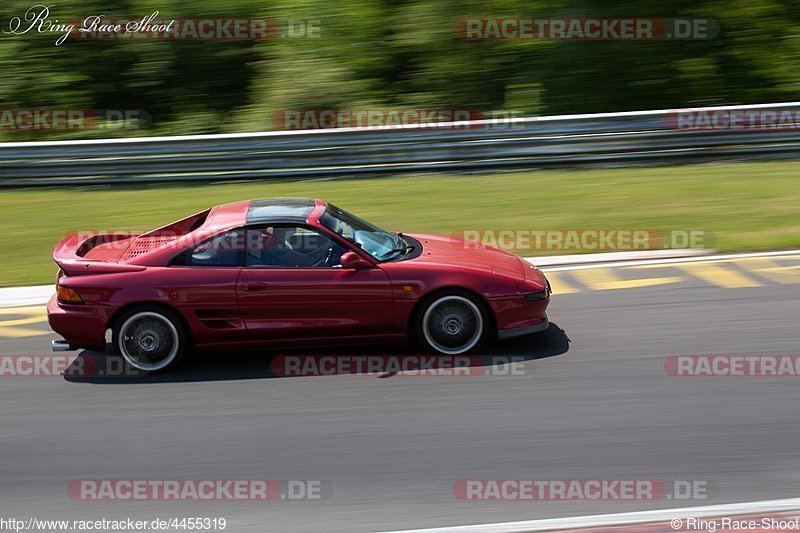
top-left (523, 289), bottom-right (549, 301)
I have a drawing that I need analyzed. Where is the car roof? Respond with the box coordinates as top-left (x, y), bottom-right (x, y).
top-left (245, 197), bottom-right (321, 225)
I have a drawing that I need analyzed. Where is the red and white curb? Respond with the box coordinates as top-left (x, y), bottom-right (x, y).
top-left (380, 497), bottom-right (800, 532)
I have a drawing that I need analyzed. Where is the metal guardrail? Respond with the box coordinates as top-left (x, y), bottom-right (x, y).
top-left (1, 102), bottom-right (799, 187)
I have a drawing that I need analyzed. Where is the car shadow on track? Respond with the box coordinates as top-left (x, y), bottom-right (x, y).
top-left (63, 323), bottom-right (570, 384)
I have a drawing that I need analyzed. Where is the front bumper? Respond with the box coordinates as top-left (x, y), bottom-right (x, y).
top-left (498, 315), bottom-right (549, 340)
top-left (489, 286), bottom-right (550, 340)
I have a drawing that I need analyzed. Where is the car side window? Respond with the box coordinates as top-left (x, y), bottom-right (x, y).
top-left (244, 226), bottom-right (346, 268)
top-left (171, 229), bottom-right (244, 267)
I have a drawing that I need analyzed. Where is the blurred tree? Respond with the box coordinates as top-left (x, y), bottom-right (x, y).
top-left (0, 0), bottom-right (799, 139)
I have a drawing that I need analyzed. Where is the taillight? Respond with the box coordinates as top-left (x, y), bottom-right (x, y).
top-left (56, 285), bottom-right (83, 304)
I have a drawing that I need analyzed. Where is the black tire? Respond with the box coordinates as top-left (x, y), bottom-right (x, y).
top-left (111, 306), bottom-right (188, 373)
top-left (413, 290), bottom-right (490, 355)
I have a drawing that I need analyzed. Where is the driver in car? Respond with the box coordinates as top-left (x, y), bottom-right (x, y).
top-left (246, 228), bottom-right (342, 268)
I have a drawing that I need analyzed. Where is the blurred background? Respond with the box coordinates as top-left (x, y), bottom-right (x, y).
top-left (2, 0), bottom-right (800, 140)
top-left (1, 0), bottom-right (800, 286)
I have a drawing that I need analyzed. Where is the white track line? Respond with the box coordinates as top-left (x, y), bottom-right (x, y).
top-left (533, 249), bottom-right (800, 272)
top-left (527, 248), bottom-right (708, 267)
top-left (0, 285), bottom-right (53, 308)
top-left (380, 497), bottom-right (800, 533)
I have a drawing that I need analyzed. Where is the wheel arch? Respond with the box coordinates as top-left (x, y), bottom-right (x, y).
top-left (106, 301), bottom-right (192, 345)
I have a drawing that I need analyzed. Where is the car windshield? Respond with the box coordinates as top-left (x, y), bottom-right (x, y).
top-left (320, 204), bottom-right (405, 261)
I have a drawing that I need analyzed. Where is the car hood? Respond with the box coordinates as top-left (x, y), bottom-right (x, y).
top-left (405, 233), bottom-right (527, 278)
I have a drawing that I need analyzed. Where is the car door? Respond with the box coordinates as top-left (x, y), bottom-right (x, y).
top-left (236, 225), bottom-right (394, 342)
top-left (164, 228), bottom-right (246, 346)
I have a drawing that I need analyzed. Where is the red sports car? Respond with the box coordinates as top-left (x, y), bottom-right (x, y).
top-left (48, 198), bottom-right (550, 372)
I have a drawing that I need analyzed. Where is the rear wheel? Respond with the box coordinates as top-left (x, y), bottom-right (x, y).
top-left (112, 307), bottom-right (187, 373)
top-left (415, 291), bottom-right (488, 355)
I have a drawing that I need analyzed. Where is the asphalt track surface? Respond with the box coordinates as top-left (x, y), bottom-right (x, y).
top-left (1, 260), bottom-right (799, 532)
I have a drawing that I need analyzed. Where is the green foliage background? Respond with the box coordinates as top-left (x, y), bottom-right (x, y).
top-left (1, 0), bottom-right (799, 140)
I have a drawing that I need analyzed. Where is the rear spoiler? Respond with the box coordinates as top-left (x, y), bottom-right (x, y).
top-left (53, 233), bottom-right (146, 276)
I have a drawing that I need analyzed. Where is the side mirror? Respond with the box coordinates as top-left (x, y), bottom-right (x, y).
top-left (340, 251), bottom-right (370, 270)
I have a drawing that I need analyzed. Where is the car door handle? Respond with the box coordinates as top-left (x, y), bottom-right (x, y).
top-left (240, 282), bottom-right (268, 291)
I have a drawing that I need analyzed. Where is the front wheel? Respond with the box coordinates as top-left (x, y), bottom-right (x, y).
top-left (112, 307), bottom-right (187, 373)
top-left (415, 291), bottom-right (489, 355)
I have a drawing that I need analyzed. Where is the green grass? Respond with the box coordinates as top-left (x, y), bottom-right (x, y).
top-left (2, 160), bottom-right (800, 286)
